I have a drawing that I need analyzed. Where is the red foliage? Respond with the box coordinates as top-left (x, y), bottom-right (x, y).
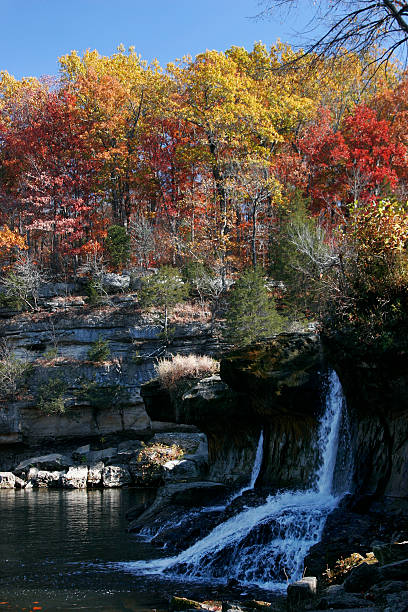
top-left (0, 90), bottom-right (101, 263)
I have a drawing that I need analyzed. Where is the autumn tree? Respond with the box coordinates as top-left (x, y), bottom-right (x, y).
top-left (59, 46), bottom-right (172, 228)
top-left (168, 45), bottom-right (313, 282)
top-left (0, 90), bottom-right (101, 268)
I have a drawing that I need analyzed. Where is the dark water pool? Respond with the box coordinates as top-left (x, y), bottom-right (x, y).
top-left (0, 488), bottom-right (173, 612)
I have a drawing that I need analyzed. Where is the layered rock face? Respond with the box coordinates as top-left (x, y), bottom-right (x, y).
top-left (0, 296), bottom-right (219, 450)
top-left (323, 330), bottom-right (408, 504)
top-left (142, 329), bottom-right (408, 504)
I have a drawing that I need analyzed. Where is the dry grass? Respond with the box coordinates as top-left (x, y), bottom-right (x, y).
top-left (142, 300), bottom-right (212, 324)
top-left (171, 301), bottom-right (212, 323)
top-left (156, 353), bottom-right (219, 389)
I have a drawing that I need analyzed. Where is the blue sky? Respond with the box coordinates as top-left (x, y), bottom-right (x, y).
top-left (1, 0), bottom-right (313, 79)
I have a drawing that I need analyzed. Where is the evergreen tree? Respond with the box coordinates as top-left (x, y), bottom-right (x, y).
top-left (140, 267), bottom-right (188, 340)
top-left (224, 268), bottom-right (283, 346)
top-left (105, 225), bottom-right (130, 270)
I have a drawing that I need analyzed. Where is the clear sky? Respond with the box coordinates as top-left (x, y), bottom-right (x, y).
top-left (1, 0), bottom-right (313, 79)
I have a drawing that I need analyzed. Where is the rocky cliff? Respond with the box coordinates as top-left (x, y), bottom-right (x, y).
top-left (0, 300), bottom-right (219, 445)
top-left (141, 330), bottom-right (408, 507)
top-left (0, 286), bottom-right (222, 482)
top-left (142, 333), bottom-right (327, 489)
top-left (323, 329), bottom-right (408, 508)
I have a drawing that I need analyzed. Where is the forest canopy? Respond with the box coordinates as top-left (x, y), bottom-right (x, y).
top-left (1, 42), bottom-right (408, 342)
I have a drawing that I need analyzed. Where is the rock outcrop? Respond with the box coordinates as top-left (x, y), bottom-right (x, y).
top-left (323, 329), bottom-right (408, 505)
top-left (0, 294), bottom-right (220, 465)
top-left (141, 333), bottom-right (325, 489)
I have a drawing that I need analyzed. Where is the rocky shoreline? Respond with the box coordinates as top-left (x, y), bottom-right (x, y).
top-left (0, 431), bottom-right (209, 489)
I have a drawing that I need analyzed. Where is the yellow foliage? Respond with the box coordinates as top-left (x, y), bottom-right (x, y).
top-left (0, 227), bottom-right (27, 252)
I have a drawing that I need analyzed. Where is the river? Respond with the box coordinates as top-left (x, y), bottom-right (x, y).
top-left (0, 488), bottom-right (171, 611)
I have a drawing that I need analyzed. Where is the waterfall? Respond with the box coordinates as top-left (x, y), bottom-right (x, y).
top-left (125, 370), bottom-right (349, 590)
top-left (241, 429), bottom-right (264, 493)
top-left (223, 428), bottom-right (264, 506)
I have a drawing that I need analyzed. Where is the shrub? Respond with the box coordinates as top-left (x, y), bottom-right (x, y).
top-left (0, 255), bottom-right (45, 311)
top-left (75, 378), bottom-right (129, 410)
top-left (0, 341), bottom-right (30, 400)
top-left (85, 278), bottom-right (104, 306)
top-left (87, 337), bottom-right (111, 362)
top-left (156, 353), bottom-right (219, 389)
top-left (322, 552), bottom-right (378, 586)
top-left (37, 377), bottom-right (67, 415)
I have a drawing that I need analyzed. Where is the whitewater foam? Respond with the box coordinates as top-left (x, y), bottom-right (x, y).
top-left (122, 370), bottom-right (349, 589)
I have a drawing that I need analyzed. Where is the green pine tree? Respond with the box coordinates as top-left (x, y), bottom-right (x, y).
top-left (140, 267), bottom-right (189, 340)
top-left (105, 225), bottom-right (130, 269)
top-left (224, 268), bottom-right (283, 346)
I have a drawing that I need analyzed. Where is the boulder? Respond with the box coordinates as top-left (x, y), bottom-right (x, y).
top-left (220, 333), bottom-right (322, 417)
top-left (383, 591), bottom-right (408, 612)
top-left (101, 273), bottom-right (130, 293)
top-left (373, 541), bottom-right (408, 566)
top-left (87, 462), bottom-right (104, 487)
top-left (152, 432), bottom-right (207, 455)
top-left (61, 466), bottom-right (88, 489)
top-left (180, 376), bottom-right (247, 426)
top-left (14, 453), bottom-right (72, 475)
top-left (118, 440), bottom-right (143, 453)
top-left (379, 558), bottom-right (408, 581)
top-left (101, 465), bottom-right (132, 488)
top-left (343, 562), bottom-right (380, 593)
top-left (140, 378), bottom-right (173, 422)
top-left (88, 447), bottom-right (118, 464)
top-left (287, 577), bottom-right (317, 611)
top-left (14, 476), bottom-right (26, 489)
top-left (112, 440), bottom-right (143, 464)
top-left (72, 444), bottom-right (91, 461)
top-left (369, 580), bottom-right (407, 599)
top-left (32, 470), bottom-right (63, 488)
top-left (163, 458), bottom-right (200, 482)
top-left (129, 481), bottom-right (228, 531)
top-left (316, 584), bottom-right (375, 609)
top-left (0, 472), bottom-right (15, 488)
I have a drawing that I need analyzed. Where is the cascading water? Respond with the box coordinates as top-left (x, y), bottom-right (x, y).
top-left (125, 370), bottom-right (349, 590)
top-left (233, 429), bottom-right (264, 499)
top-left (205, 429), bottom-right (264, 513)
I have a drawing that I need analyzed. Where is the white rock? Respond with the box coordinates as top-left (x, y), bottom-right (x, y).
top-left (0, 472), bottom-right (15, 488)
top-left (102, 465), bottom-right (132, 488)
top-left (61, 466), bottom-right (88, 489)
top-left (87, 462), bottom-right (104, 486)
top-left (102, 273), bottom-right (130, 292)
top-left (33, 470), bottom-right (63, 488)
top-left (14, 476), bottom-right (26, 489)
top-left (14, 453), bottom-right (72, 474)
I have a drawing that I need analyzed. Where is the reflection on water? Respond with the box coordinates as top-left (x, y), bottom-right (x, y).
top-left (0, 488), bottom-right (169, 611)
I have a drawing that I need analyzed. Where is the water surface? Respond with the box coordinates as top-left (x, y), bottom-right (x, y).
top-left (0, 488), bottom-right (171, 611)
